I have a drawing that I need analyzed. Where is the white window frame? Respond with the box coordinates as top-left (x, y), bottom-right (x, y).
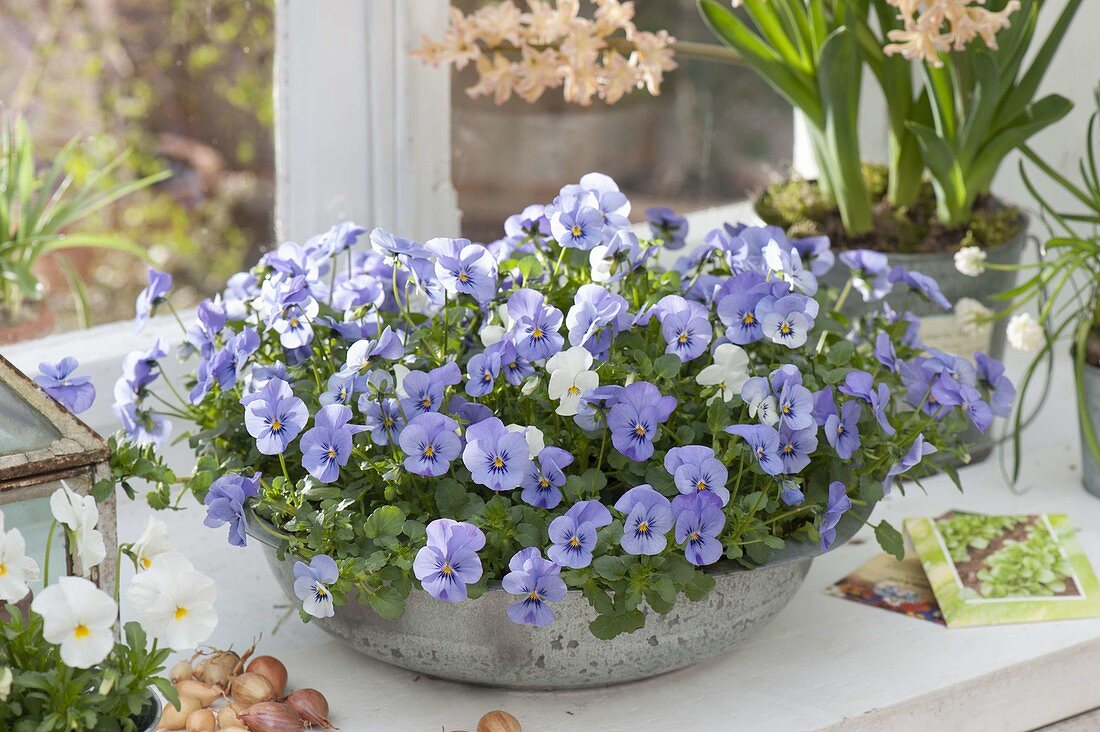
top-left (6, 0), bottom-right (892, 431)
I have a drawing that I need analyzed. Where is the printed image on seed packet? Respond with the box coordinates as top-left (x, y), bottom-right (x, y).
top-left (904, 512), bottom-right (1100, 627)
top-left (826, 552), bottom-right (944, 624)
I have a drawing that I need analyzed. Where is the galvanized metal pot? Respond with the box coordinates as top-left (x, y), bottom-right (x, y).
top-left (1081, 360), bottom-right (1100, 498)
top-left (814, 218), bottom-right (1028, 362)
top-left (251, 507), bottom-right (867, 689)
top-left (772, 204), bottom-right (1029, 465)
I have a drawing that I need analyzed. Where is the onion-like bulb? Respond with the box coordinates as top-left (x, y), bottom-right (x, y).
top-left (247, 655), bottom-right (288, 697)
top-left (238, 701), bottom-right (305, 731)
top-left (231, 671), bottom-right (276, 707)
top-left (286, 688), bottom-right (334, 728)
top-left (174, 679), bottom-right (222, 706)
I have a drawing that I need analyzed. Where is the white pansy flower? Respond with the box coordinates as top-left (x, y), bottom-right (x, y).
top-left (127, 552), bottom-right (218, 651)
top-left (521, 375), bottom-right (540, 396)
top-left (0, 511), bottom-right (39, 603)
top-left (1006, 312), bottom-right (1043, 352)
top-left (589, 245), bottom-right (613, 283)
top-left (695, 344), bottom-right (750, 403)
top-left (953, 245), bottom-right (987, 277)
top-left (30, 576), bottom-right (116, 669)
top-left (955, 297), bottom-right (992, 337)
top-left (479, 304), bottom-right (513, 347)
top-left (747, 394), bottom-right (780, 427)
top-left (49, 484), bottom-right (106, 575)
top-left (131, 517), bottom-right (173, 572)
top-left (507, 424), bottom-right (546, 457)
top-left (546, 346), bottom-right (599, 416)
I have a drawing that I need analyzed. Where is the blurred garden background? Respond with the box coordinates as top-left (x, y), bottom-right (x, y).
top-left (0, 0), bottom-right (788, 333)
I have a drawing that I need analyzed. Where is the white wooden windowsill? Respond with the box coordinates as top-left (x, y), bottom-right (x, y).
top-left (4, 202), bottom-right (1098, 730)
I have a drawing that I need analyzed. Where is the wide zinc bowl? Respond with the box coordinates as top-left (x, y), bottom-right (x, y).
top-left (250, 507), bottom-right (868, 689)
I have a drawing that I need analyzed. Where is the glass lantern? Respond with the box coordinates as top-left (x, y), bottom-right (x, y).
top-left (0, 354), bottom-right (115, 591)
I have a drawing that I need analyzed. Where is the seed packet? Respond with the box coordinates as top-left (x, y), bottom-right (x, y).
top-left (904, 512), bottom-right (1100, 627)
top-left (826, 551), bottom-right (944, 624)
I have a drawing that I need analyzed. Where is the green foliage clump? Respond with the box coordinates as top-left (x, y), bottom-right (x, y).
top-left (0, 615), bottom-right (176, 732)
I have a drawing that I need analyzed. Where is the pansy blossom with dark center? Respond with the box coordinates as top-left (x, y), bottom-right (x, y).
top-left (462, 417), bottom-right (533, 491)
top-left (546, 500), bottom-right (612, 568)
top-left (606, 381), bottom-right (677, 462)
top-left (502, 548), bottom-right (567, 627)
top-left (399, 412), bottom-right (461, 477)
top-left (426, 237), bottom-right (498, 304)
top-left (615, 485), bottom-right (673, 556)
top-left (399, 361), bottom-right (462, 416)
top-left (664, 445), bottom-right (730, 505)
top-left (413, 518), bottom-right (485, 603)
top-left (243, 378), bottom-right (308, 455)
top-left (725, 423), bottom-right (784, 475)
top-left (654, 295), bottom-right (713, 362)
top-left (300, 404), bottom-right (367, 483)
top-left (520, 446), bottom-right (574, 509)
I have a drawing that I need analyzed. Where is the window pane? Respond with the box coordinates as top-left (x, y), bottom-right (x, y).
top-left (0, 0), bottom-right (275, 338)
top-left (450, 0), bottom-right (792, 242)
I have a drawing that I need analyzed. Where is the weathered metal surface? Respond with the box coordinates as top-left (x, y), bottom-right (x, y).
top-left (252, 509), bottom-right (866, 689)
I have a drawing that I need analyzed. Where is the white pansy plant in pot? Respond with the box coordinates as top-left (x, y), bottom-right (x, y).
top-left (0, 480), bottom-right (217, 730)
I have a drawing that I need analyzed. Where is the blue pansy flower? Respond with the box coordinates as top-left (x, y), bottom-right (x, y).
top-left (426, 237), bottom-right (498, 304)
top-left (654, 295), bottom-right (712, 362)
top-left (360, 396), bottom-right (405, 446)
top-left (462, 417), bottom-right (533, 491)
top-left (839, 250), bottom-right (892, 302)
top-left (413, 518), bottom-right (485, 603)
top-left (565, 284), bottom-right (630, 357)
top-left (550, 203), bottom-right (604, 250)
top-left (646, 206), bottom-right (688, 250)
top-left (889, 266), bottom-right (951, 310)
top-left (777, 424), bottom-right (818, 474)
top-left (203, 472), bottom-right (261, 547)
top-left (820, 481), bottom-right (852, 550)
top-left (300, 404), bottom-right (367, 483)
top-left (502, 548), bottom-right (568, 627)
top-left (664, 445), bottom-right (729, 505)
top-left (883, 434), bottom-right (937, 495)
top-left (547, 500), bottom-right (612, 568)
top-left (975, 352), bottom-right (1015, 418)
top-left (400, 361), bottom-right (462, 416)
top-left (35, 357), bottom-right (96, 414)
top-left (399, 412), bottom-right (461, 478)
top-left (606, 381), bottom-right (677, 462)
top-left (839, 371), bottom-right (896, 436)
top-left (825, 401), bottom-right (862, 460)
top-left (520, 446), bottom-right (574, 509)
top-left (465, 350), bottom-right (501, 397)
top-left (508, 289), bottom-right (565, 361)
top-left (134, 267), bottom-right (173, 331)
top-left (673, 492), bottom-right (725, 566)
top-left (614, 485), bottom-right (673, 556)
top-left (757, 293), bottom-right (817, 348)
top-left (725, 423), bottom-right (783, 475)
top-left (243, 378), bottom-right (308, 455)
top-left (320, 372), bottom-right (356, 406)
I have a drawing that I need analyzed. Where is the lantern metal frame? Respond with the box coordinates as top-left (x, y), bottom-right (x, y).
top-left (0, 353), bottom-right (115, 590)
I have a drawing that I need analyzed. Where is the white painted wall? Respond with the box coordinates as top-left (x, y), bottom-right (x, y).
top-left (992, 0), bottom-right (1100, 214)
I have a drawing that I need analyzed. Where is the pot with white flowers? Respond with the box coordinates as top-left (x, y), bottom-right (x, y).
top-left (0, 483), bottom-right (218, 730)
top-left (995, 87), bottom-right (1100, 497)
top-left (104, 173), bottom-right (1011, 688)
